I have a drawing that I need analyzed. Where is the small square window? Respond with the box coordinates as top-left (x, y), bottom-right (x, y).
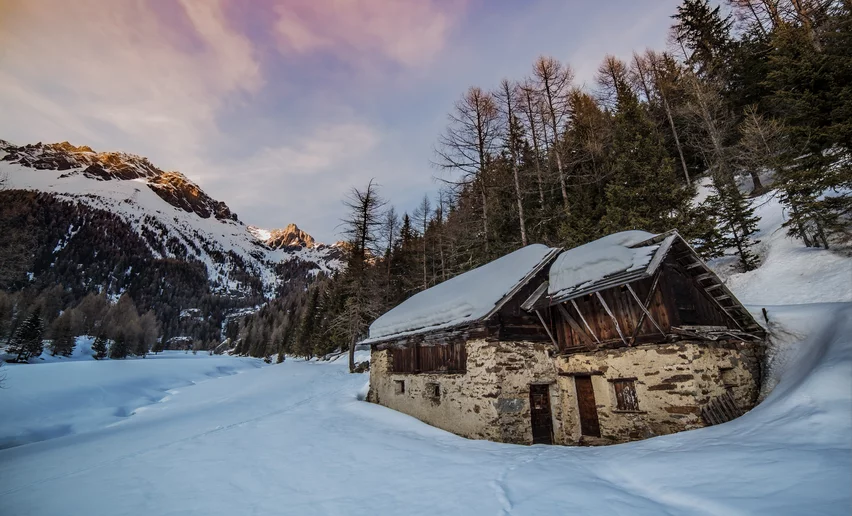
top-left (428, 383), bottom-right (441, 398)
top-left (612, 379), bottom-right (639, 411)
top-left (394, 380), bottom-right (405, 394)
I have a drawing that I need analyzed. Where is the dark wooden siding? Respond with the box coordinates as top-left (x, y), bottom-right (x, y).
top-left (495, 265), bottom-right (552, 341)
top-left (552, 255), bottom-right (737, 349)
top-left (658, 262), bottom-right (733, 328)
top-left (390, 342), bottom-right (467, 374)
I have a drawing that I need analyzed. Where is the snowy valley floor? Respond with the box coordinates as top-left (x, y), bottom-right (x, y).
top-left (0, 301), bottom-right (850, 515)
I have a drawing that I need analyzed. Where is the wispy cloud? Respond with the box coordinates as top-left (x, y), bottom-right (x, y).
top-left (272, 0), bottom-right (465, 67)
top-left (0, 0), bottom-right (260, 165)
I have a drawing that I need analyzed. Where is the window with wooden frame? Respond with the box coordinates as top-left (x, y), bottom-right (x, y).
top-left (389, 342), bottom-right (466, 374)
top-left (611, 379), bottom-right (639, 411)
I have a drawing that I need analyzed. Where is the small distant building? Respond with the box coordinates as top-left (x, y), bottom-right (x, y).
top-left (363, 231), bottom-right (765, 446)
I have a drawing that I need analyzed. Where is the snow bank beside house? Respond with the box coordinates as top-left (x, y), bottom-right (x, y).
top-left (548, 230), bottom-right (657, 299)
top-left (366, 244), bottom-right (557, 342)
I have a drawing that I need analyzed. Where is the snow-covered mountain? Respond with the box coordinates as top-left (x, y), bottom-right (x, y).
top-left (0, 140), bottom-right (343, 296)
top-left (0, 140), bottom-right (344, 342)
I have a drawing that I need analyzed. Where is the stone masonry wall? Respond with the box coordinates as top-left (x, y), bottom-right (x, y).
top-left (368, 339), bottom-right (559, 444)
top-left (553, 340), bottom-right (761, 445)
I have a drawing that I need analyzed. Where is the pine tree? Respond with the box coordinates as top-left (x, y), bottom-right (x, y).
top-left (702, 179), bottom-right (761, 270)
top-left (109, 335), bottom-right (129, 359)
top-left (766, 12), bottom-right (852, 247)
top-left (92, 335), bottom-right (108, 360)
top-left (49, 311), bottom-right (76, 357)
top-left (295, 287), bottom-right (319, 359)
top-left (602, 84), bottom-right (693, 234)
top-left (151, 337), bottom-right (164, 354)
top-left (671, 0), bottom-right (734, 78)
top-left (8, 310), bottom-right (44, 362)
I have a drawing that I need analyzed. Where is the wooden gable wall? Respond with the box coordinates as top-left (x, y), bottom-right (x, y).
top-left (493, 265), bottom-right (553, 342)
top-left (550, 254), bottom-right (738, 350)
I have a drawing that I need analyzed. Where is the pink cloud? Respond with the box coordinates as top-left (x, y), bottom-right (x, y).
top-left (0, 0), bottom-right (261, 167)
top-left (272, 0), bottom-right (468, 67)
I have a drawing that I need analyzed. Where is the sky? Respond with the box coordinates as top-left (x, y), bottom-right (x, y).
top-left (0, 0), bottom-right (685, 243)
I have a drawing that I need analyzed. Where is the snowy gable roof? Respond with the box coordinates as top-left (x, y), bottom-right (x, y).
top-left (363, 244), bottom-right (560, 344)
top-left (547, 230), bottom-right (677, 303)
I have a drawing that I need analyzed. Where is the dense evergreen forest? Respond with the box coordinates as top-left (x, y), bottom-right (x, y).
top-left (235, 0), bottom-right (851, 370)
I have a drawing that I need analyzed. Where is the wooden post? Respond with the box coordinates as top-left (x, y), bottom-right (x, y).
top-left (628, 272), bottom-right (661, 345)
top-left (595, 292), bottom-right (628, 346)
top-left (570, 299), bottom-right (601, 344)
top-left (534, 309), bottom-right (559, 351)
top-left (626, 284), bottom-right (665, 335)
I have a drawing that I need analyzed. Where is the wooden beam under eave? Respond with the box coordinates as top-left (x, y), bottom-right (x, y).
top-left (570, 299), bottom-right (601, 344)
top-left (534, 309), bottom-right (560, 351)
top-left (626, 283), bottom-right (666, 336)
top-left (595, 291), bottom-right (628, 346)
top-left (557, 302), bottom-right (599, 347)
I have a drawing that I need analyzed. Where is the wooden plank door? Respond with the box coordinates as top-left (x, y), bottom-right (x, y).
top-left (574, 376), bottom-right (601, 437)
top-left (529, 384), bottom-right (554, 445)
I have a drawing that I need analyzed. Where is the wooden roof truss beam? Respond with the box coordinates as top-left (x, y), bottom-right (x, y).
top-left (557, 302), bottom-right (601, 346)
top-left (627, 271), bottom-right (663, 345)
top-left (534, 309), bottom-right (560, 351)
top-left (571, 299), bottom-right (601, 345)
top-left (595, 291), bottom-right (628, 346)
top-left (626, 283), bottom-right (665, 337)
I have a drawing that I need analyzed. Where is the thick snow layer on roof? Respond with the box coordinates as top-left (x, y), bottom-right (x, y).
top-left (549, 230), bottom-right (658, 299)
top-left (367, 244), bottom-right (556, 342)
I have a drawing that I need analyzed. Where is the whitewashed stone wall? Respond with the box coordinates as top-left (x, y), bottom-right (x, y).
top-left (368, 339), bottom-right (560, 443)
top-left (369, 339), bottom-right (761, 446)
top-left (554, 341), bottom-right (761, 444)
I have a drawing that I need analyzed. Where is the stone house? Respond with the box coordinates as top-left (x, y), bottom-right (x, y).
top-left (363, 230), bottom-right (765, 446)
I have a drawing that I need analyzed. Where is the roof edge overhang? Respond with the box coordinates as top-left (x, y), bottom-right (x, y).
top-left (358, 246), bottom-right (563, 347)
top-left (528, 230), bottom-right (764, 334)
top-left (530, 231), bottom-right (679, 310)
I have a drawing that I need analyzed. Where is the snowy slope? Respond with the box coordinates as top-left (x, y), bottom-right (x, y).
top-left (0, 141), bottom-right (342, 295)
top-left (708, 189), bottom-right (852, 305)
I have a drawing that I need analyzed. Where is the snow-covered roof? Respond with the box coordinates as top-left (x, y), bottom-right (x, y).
top-left (363, 244), bottom-right (560, 344)
top-left (547, 230), bottom-right (677, 302)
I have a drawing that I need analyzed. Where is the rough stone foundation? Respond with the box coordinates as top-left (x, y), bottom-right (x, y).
top-left (368, 339), bottom-right (762, 446)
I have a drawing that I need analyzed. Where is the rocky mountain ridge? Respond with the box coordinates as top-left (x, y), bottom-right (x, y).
top-left (0, 139), bottom-right (344, 343)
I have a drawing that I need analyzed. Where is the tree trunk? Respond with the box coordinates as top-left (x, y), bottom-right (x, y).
top-left (662, 92), bottom-right (691, 186)
top-left (554, 151), bottom-right (570, 215)
top-left (348, 335), bottom-right (356, 373)
top-left (748, 170), bottom-right (763, 195)
top-left (522, 91), bottom-right (546, 210)
top-left (790, 201), bottom-right (813, 247)
top-left (512, 160), bottom-right (528, 246)
top-left (481, 185), bottom-right (489, 254)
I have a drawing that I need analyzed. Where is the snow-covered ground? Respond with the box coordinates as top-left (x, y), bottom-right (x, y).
top-left (1, 190), bottom-right (850, 515)
top-left (1, 303), bottom-right (849, 515)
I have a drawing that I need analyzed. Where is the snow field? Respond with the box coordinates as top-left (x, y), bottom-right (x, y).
top-left (0, 303), bottom-right (849, 515)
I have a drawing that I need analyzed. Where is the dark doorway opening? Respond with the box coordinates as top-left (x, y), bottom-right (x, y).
top-left (574, 376), bottom-right (601, 437)
top-left (529, 384), bottom-right (554, 444)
